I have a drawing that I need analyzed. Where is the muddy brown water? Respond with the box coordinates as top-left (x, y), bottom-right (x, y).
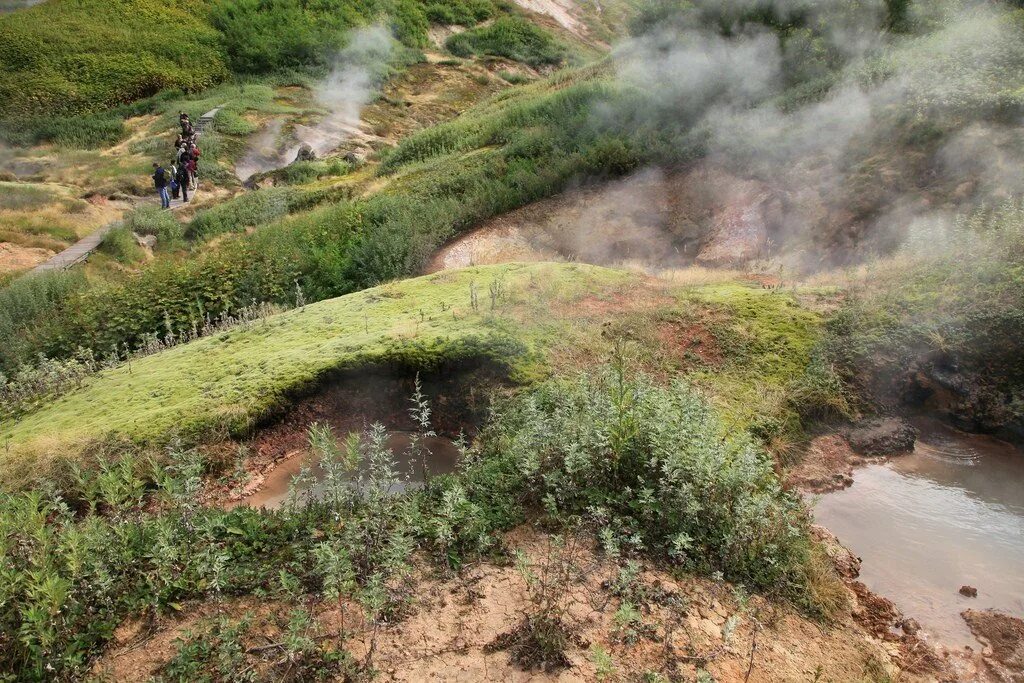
top-left (813, 417), bottom-right (1024, 648)
top-left (230, 432), bottom-right (461, 510)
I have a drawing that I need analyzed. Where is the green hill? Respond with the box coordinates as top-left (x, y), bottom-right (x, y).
top-left (0, 0), bottom-right (227, 118)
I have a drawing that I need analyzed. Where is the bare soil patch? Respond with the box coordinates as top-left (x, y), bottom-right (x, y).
top-left (0, 241), bottom-right (53, 272)
top-left (92, 527), bottom-right (949, 682)
top-left (207, 359), bottom-right (507, 507)
top-left (427, 163), bottom-right (788, 277)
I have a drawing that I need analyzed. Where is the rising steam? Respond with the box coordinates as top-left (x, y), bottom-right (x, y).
top-left (236, 25), bottom-right (392, 180)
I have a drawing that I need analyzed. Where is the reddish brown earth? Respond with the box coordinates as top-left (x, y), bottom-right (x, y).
top-left (962, 610), bottom-right (1024, 682)
top-left (92, 527), bottom-right (954, 682)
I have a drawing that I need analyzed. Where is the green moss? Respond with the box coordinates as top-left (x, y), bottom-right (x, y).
top-left (0, 266), bottom-right (844, 486)
top-left (679, 284), bottom-right (837, 440)
top-left (0, 263), bottom-right (632, 483)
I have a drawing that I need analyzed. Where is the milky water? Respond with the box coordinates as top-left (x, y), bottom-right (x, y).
top-left (813, 418), bottom-right (1024, 647)
top-left (230, 432), bottom-right (461, 510)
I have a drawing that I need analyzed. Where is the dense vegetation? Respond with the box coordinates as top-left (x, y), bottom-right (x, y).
top-left (0, 0), bottom-right (548, 142)
top-left (0, 366), bottom-right (836, 679)
top-left (0, 263), bottom-right (838, 487)
top-left (445, 16), bottom-right (567, 66)
top-left (0, 0), bottom-right (225, 120)
top-left (5, 0), bottom-right (1024, 678)
top-left (827, 202), bottom-right (1024, 437)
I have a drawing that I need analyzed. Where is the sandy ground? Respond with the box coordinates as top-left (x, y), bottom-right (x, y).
top-left (0, 241), bottom-right (53, 270)
top-left (91, 526), bottom-right (963, 682)
top-left (426, 164), bottom-right (782, 276)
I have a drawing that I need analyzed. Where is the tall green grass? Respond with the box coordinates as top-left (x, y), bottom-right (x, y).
top-left (445, 16), bottom-right (566, 66)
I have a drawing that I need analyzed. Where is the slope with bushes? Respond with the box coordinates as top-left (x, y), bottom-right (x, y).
top-left (0, 262), bottom-right (841, 487)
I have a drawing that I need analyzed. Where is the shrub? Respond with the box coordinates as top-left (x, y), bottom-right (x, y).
top-left (209, 0), bottom-right (428, 74)
top-left (185, 186), bottom-right (341, 242)
top-left (0, 0), bottom-right (228, 118)
top-left (269, 158), bottom-right (353, 185)
top-left (462, 366), bottom-right (819, 602)
top-left (122, 206), bottom-right (185, 251)
top-left (98, 225), bottom-right (145, 264)
top-left (498, 70), bottom-right (532, 85)
top-left (211, 109), bottom-right (258, 136)
top-left (0, 183), bottom-right (53, 211)
top-left (423, 0), bottom-right (495, 25)
top-left (445, 16), bottom-right (566, 66)
top-left (0, 271), bottom-right (86, 374)
top-left (0, 114), bottom-right (126, 149)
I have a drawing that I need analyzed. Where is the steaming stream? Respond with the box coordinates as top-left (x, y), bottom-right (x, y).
top-left (813, 417), bottom-right (1024, 648)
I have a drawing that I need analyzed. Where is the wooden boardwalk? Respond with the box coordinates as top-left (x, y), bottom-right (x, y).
top-left (29, 107), bottom-right (222, 275)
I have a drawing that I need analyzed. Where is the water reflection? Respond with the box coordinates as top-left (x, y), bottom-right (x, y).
top-left (232, 431), bottom-right (460, 510)
top-left (813, 418), bottom-right (1024, 647)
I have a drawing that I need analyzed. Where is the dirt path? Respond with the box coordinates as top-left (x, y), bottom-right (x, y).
top-left (28, 107), bottom-right (221, 275)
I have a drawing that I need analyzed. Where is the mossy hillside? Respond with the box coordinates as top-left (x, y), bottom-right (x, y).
top-left (0, 0), bottom-right (227, 119)
top-left (1, 264), bottom-right (840, 486)
top-left (0, 263), bottom-right (637, 481)
top-left (669, 283), bottom-right (842, 444)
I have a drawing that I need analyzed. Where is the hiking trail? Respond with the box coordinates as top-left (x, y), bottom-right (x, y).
top-left (29, 107), bottom-right (221, 275)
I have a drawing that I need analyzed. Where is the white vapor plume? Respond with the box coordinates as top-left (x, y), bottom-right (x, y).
top-left (235, 25), bottom-right (392, 180)
top-left (603, 4), bottom-right (1024, 269)
top-left (292, 24), bottom-right (393, 158)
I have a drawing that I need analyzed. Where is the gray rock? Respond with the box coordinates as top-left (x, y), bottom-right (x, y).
top-left (293, 144), bottom-right (317, 163)
top-left (844, 417), bottom-right (917, 456)
top-left (132, 232), bottom-right (157, 249)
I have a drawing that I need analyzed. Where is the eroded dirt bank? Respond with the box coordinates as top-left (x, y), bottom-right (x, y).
top-left (206, 358), bottom-right (506, 507)
top-left (92, 526), bottom-right (961, 682)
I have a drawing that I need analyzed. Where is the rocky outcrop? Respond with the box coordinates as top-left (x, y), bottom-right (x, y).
top-left (293, 144), bottom-right (317, 163)
top-left (902, 351), bottom-right (1024, 441)
top-left (695, 190), bottom-right (781, 267)
top-left (844, 417), bottom-right (917, 456)
top-left (962, 609), bottom-right (1024, 682)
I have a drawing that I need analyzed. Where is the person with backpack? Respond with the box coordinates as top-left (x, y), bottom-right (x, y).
top-left (152, 162), bottom-right (170, 209)
top-left (176, 148), bottom-right (191, 203)
top-left (170, 162), bottom-right (180, 200)
top-left (188, 142), bottom-right (200, 190)
top-left (179, 112), bottom-right (194, 139)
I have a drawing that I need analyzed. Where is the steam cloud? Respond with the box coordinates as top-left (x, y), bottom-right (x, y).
top-left (236, 25), bottom-right (392, 180)
top-left (601, 2), bottom-right (1024, 269)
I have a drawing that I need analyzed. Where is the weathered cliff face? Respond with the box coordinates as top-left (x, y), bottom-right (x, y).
top-left (900, 351), bottom-right (1024, 442)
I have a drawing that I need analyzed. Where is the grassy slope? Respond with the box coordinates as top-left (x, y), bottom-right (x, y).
top-left (1, 262), bottom-right (833, 486)
top-left (0, 0), bottom-right (227, 118)
top-left (0, 263), bottom-right (625, 477)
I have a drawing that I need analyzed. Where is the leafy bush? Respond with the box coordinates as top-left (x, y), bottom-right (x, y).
top-left (0, 411), bottom-right (430, 679)
top-left (0, 271), bottom-right (86, 375)
top-left (445, 16), bottom-right (566, 66)
top-left (98, 225), bottom-right (145, 264)
top-left (423, 0), bottom-right (495, 25)
top-left (459, 367), bottom-right (819, 603)
top-left (0, 351), bottom-right (99, 420)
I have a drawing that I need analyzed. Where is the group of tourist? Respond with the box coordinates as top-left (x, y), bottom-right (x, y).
top-left (151, 112), bottom-right (203, 209)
